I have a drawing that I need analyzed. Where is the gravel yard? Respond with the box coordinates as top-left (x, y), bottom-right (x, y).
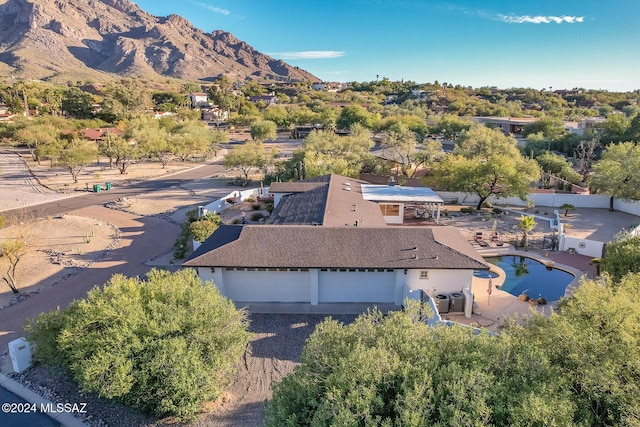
top-left (4, 313), bottom-right (357, 427)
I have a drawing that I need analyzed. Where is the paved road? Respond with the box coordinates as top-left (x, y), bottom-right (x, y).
top-left (2, 159), bottom-right (228, 220)
top-left (0, 385), bottom-right (60, 427)
top-left (0, 160), bottom-right (226, 350)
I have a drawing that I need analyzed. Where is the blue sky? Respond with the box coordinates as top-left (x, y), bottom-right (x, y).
top-left (129, 0), bottom-right (639, 91)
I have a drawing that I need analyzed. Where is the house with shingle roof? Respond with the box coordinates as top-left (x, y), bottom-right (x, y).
top-left (184, 174), bottom-right (487, 311)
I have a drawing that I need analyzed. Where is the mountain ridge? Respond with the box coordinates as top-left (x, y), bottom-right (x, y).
top-left (0, 0), bottom-right (318, 83)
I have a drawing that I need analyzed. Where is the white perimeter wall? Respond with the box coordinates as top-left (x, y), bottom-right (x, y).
top-left (437, 191), bottom-right (613, 210)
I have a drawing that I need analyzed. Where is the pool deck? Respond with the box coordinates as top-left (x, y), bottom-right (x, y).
top-left (445, 244), bottom-right (588, 332)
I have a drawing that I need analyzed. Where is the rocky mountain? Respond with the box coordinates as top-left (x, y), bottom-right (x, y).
top-left (0, 0), bottom-right (318, 82)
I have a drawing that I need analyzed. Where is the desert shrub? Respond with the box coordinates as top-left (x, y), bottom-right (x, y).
top-left (492, 207), bottom-right (503, 214)
top-left (25, 269), bottom-right (251, 420)
top-left (173, 233), bottom-right (188, 259)
top-left (266, 203), bottom-right (274, 214)
top-left (460, 206), bottom-right (475, 214)
top-left (266, 301), bottom-right (575, 427)
top-left (245, 196), bottom-right (255, 202)
top-left (189, 213), bottom-right (222, 243)
top-left (251, 203), bottom-right (262, 210)
top-left (0, 214), bottom-right (6, 228)
top-left (250, 212), bottom-right (264, 221)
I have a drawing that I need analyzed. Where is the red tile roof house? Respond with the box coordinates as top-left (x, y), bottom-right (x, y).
top-left (80, 127), bottom-right (123, 142)
top-left (184, 175), bottom-right (488, 314)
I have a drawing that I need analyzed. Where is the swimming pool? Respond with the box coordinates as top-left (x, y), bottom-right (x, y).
top-left (476, 255), bottom-right (574, 302)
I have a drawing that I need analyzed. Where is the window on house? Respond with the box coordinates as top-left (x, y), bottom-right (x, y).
top-left (420, 270), bottom-right (429, 279)
top-left (379, 204), bottom-right (400, 216)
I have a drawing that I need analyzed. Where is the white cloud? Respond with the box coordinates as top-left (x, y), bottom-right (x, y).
top-left (498, 14), bottom-right (584, 24)
top-left (190, 1), bottom-right (230, 16)
top-left (268, 51), bottom-right (346, 60)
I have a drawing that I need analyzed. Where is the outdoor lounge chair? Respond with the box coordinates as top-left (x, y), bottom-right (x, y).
top-left (492, 233), bottom-right (504, 246)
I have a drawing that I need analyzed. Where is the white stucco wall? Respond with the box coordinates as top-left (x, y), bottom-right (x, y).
top-left (402, 269), bottom-right (474, 298)
top-left (194, 267), bottom-right (476, 306)
top-left (561, 236), bottom-right (605, 257)
top-left (380, 203), bottom-right (404, 224)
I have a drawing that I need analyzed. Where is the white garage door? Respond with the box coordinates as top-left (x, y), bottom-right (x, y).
top-left (224, 269), bottom-right (311, 302)
top-left (318, 269), bottom-right (396, 303)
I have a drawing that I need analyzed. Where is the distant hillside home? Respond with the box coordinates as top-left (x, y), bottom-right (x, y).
top-left (189, 92), bottom-right (209, 108)
top-left (312, 82), bottom-right (326, 91)
top-left (202, 107), bottom-right (229, 122)
top-left (474, 116), bottom-right (539, 137)
top-left (249, 94), bottom-right (278, 106)
top-left (80, 127), bottom-right (123, 142)
top-left (185, 174), bottom-right (486, 311)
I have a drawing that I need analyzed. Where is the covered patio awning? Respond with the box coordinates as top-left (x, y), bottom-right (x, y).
top-left (361, 185), bottom-right (445, 223)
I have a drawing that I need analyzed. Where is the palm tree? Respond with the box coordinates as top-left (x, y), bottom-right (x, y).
top-left (559, 203), bottom-right (575, 217)
top-left (518, 215), bottom-right (537, 251)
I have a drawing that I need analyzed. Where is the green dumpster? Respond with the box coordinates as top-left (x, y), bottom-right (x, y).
top-left (94, 184), bottom-right (101, 193)
top-left (105, 182), bottom-right (112, 190)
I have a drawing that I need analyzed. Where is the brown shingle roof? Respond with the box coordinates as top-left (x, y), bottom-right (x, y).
top-left (184, 225), bottom-right (488, 270)
top-left (267, 174), bottom-right (386, 227)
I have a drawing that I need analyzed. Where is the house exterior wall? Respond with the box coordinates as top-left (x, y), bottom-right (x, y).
top-left (403, 269), bottom-right (473, 297)
top-left (379, 203), bottom-right (404, 224)
top-left (193, 267), bottom-right (473, 306)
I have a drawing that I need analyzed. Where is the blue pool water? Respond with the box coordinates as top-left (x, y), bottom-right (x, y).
top-left (475, 256), bottom-right (574, 302)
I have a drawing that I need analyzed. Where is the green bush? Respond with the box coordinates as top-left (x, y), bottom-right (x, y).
top-left (189, 213), bottom-right (222, 243)
top-left (173, 234), bottom-right (188, 259)
top-left (460, 206), bottom-right (475, 214)
top-left (266, 301), bottom-right (575, 427)
top-left (492, 207), bottom-right (503, 214)
top-left (250, 212), bottom-right (264, 221)
top-left (25, 269), bottom-right (251, 420)
top-left (266, 203), bottom-right (274, 214)
top-left (251, 203), bottom-right (262, 210)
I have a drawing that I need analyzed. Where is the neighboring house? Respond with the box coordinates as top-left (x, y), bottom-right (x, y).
top-left (185, 174), bottom-right (487, 311)
top-left (202, 107), bottom-right (229, 122)
top-left (189, 92), bottom-right (209, 108)
top-left (153, 111), bottom-right (175, 119)
top-left (80, 127), bottom-right (123, 142)
top-left (474, 116), bottom-right (539, 137)
top-left (249, 94), bottom-right (278, 106)
top-left (312, 82), bottom-right (326, 91)
top-left (0, 103), bottom-right (10, 114)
